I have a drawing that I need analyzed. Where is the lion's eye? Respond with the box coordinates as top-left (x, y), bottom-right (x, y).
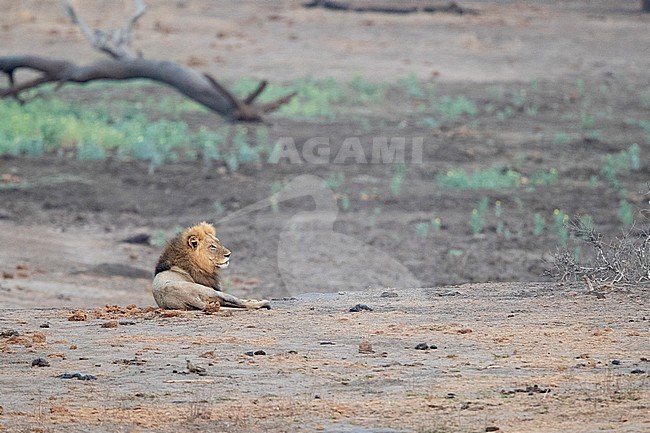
top-left (209, 245), bottom-right (217, 251)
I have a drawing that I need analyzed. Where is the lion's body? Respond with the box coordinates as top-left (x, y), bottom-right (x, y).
top-left (152, 222), bottom-right (270, 310)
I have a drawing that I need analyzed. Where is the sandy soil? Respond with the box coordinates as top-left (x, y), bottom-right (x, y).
top-left (1, 283), bottom-right (649, 433)
top-left (0, 1), bottom-right (649, 431)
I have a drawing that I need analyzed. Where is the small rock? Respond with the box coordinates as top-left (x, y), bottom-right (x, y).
top-left (288, 350), bottom-right (298, 355)
top-left (359, 340), bottom-right (374, 354)
top-left (319, 341), bottom-right (335, 345)
top-left (611, 359), bottom-right (621, 365)
top-left (101, 320), bottom-right (118, 328)
top-left (58, 372), bottom-right (97, 380)
top-left (446, 393), bottom-right (456, 399)
top-left (68, 310), bottom-right (88, 321)
top-left (380, 291), bottom-right (398, 298)
top-left (0, 329), bottom-right (19, 338)
top-left (349, 304), bottom-right (373, 312)
top-left (630, 369), bottom-right (645, 374)
top-left (485, 427), bottom-right (500, 432)
top-left (32, 357), bottom-right (50, 367)
top-left (457, 328), bottom-right (472, 334)
top-left (199, 350), bottom-right (215, 359)
top-left (39, 323), bottom-right (50, 328)
top-left (415, 343), bottom-right (429, 350)
top-left (118, 320), bottom-right (136, 326)
top-left (32, 332), bottom-right (46, 344)
top-left (186, 359), bottom-right (207, 376)
top-left (253, 350), bottom-right (266, 356)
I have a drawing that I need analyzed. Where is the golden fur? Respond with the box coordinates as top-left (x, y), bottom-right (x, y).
top-left (152, 222), bottom-right (270, 310)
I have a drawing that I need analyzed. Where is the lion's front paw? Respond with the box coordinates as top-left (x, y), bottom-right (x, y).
top-left (247, 299), bottom-right (271, 310)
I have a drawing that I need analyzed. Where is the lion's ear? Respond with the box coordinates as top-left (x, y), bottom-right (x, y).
top-left (188, 235), bottom-right (199, 250)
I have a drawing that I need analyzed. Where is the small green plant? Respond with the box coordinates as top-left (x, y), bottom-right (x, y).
top-left (415, 222), bottom-right (430, 238)
top-left (270, 181), bottom-right (283, 214)
top-left (618, 200), bottom-right (634, 227)
top-left (212, 201), bottom-right (225, 215)
top-left (577, 214), bottom-right (594, 239)
top-left (431, 217), bottom-right (442, 231)
top-left (390, 164), bottom-right (406, 196)
top-left (436, 95), bottom-right (477, 120)
top-left (339, 193), bottom-right (350, 211)
top-left (533, 213), bottom-right (545, 236)
top-left (552, 209), bottom-right (569, 246)
top-left (323, 171), bottom-right (345, 191)
top-left (436, 166), bottom-right (520, 190)
top-left (469, 197), bottom-right (489, 235)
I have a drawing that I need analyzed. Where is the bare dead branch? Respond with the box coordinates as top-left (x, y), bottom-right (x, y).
top-left (304, 0), bottom-right (474, 15)
top-left (0, 55), bottom-right (294, 122)
top-left (61, 0), bottom-right (146, 59)
top-left (244, 80), bottom-right (268, 105)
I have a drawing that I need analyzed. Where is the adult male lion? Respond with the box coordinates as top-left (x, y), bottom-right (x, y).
top-left (152, 222), bottom-right (270, 310)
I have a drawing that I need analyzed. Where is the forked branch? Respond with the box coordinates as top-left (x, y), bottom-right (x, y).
top-left (0, 0), bottom-right (294, 122)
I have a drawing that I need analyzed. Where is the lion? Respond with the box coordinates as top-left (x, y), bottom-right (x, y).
top-left (152, 222), bottom-right (270, 311)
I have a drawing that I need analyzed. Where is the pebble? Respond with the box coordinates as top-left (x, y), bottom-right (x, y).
top-left (39, 323), bottom-right (50, 328)
top-left (349, 304), bottom-right (373, 312)
top-left (611, 359), bottom-right (621, 365)
top-left (101, 320), bottom-right (118, 328)
top-left (380, 291), bottom-right (398, 298)
top-left (58, 372), bottom-right (97, 381)
top-left (31, 357), bottom-right (50, 367)
top-left (630, 369), bottom-right (645, 374)
top-left (358, 340), bottom-right (374, 354)
top-left (415, 343), bottom-right (429, 350)
top-left (485, 427), bottom-right (500, 432)
top-left (0, 329), bottom-right (19, 338)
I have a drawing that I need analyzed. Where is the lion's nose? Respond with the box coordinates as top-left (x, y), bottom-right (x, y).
top-left (224, 251), bottom-right (231, 258)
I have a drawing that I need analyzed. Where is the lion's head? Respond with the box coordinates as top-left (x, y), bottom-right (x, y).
top-left (154, 222), bottom-right (230, 290)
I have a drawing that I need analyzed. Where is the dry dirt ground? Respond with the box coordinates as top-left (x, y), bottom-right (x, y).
top-left (0, 1), bottom-right (649, 432)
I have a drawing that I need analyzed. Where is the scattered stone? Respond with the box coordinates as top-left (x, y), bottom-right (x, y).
top-left (415, 343), bottom-right (429, 350)
top-left (160, 310), bottom-right (182, 318)
top-left (319, 341), bottom-right (336, 345)
top-left (349, 304), bottom-right (373, 312)
top-left (120, 233), bottom-right (151, 245)
top-left (0, 405), bottom-right (3, 415)
top-left (0, 329), bottom-right (19, 338)
top-left (199, 350), bottom-right (216, 359)
top-left (288, 350), bottom-right (298, 355)
top-left (611, 359), bottom-right (621, 365)
top-left (457, 328), bottom-right (472, 334)
top-left (39, 323), bottom-right (50, 328)
top-left (101, 320), bottom-right (118, 328)
top-left (186, 359), bottom-right (207, 376)
top-left (253, 350), bottom-right (266, 356)
top-left (485, 427), bottom-right (500, 432)
top-left (118, 320), bottom-right (136, 326)
top-left (31, 357), bottom-right (50, 367)
top-left (359, 340), bottom-right (374, 354)
top-left (2, 271), bottom-right (14, 279)
top-left (68, 310), bottom-right (88, 321)
top-left (69, 345), bottom-right (77, 350)
top-left (380, 291), bottom-right (398, 298)
top-left (630, 369), bottom-right (646, 374)
top-left (446, 393), bottom-right (456, 399)
top-left (114, 358), bottom-right (146, 366)
top-left (32, 332), bottom-right (46, 344)
top-left (513, 384), bottom-right (549, 395)
top-left (58, 372), bottom-right (97, 380)
top-left (245, 351), bottom-right (254, 356)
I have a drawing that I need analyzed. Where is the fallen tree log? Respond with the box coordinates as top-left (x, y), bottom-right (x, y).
top-left (304, 0), bottom-right (474, 15)
top-left (0, 1), bottom-right (294, 122)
